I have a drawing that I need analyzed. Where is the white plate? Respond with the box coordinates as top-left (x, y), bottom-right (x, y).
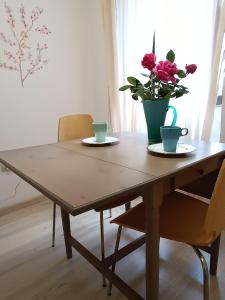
top-left (148, 143), bottom-right (196, 156)
top-left (82, 136), bottom-right (119, 146)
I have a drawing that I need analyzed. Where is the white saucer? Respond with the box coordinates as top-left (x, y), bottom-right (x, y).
top-left (82, 136), bottom-right (119, 146)
top-left (148, 143), bottom-right (196, 156)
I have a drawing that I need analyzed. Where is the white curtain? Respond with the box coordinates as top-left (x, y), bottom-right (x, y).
top-left (220, 68), bottom-right (225, 141)
top-left (202, 0), bottom-right (225, 141)
top-left (101, 0), bottom-right (121, 132)
top-left (116, 0), bottom-right (219, 140)
top-left (218, 2), bottom-right (225, 142)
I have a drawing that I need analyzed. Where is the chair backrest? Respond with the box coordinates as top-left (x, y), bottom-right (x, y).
top-left (58, 114), bottom-right (94, 142)
top-left (204, 159), bottom-right (225, 237)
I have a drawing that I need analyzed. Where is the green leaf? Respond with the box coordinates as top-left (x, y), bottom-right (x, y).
top-left (166, 50), bottom-right (175, 63)
top-left (164, 91), bottom-right (173, 99)
top-left (174, 90), bottom-right (185, 98)
top-left (119, 85), bottom-right (132, 91)
top-left (141, 73), bottom-right (150, 78)
top-left (144, 80), bottom-right (151, 88)
top-left (130, 86), bottom-right (140, 93)
top-left (131, 94), bottom-right (138, 100)
top-left (177, 70), bottom-right (186, 78)
top-left (135, 90), bottom-right (146, 99)
top-left (144, 92), bottom-right (153, 99)
top-left (127, 76), bottom-right (140, 86)
top-left (179, 85), bottom-right (188, 90)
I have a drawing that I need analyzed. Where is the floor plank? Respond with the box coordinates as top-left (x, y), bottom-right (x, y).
top-left (0, 198), bottom-right (224, 300)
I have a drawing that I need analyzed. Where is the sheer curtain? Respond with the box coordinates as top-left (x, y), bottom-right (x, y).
top-left (116, 0), bottom-right (219, 140)
top-left (221, 72), bottom-right (225, 141)
top-left (202, 0), bottom-right (225, 141)
top-left (101, 0), bottom-right (121, 132)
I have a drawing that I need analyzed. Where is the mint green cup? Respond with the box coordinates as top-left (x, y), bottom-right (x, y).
top-left (92, 122), bottom-right (107, 142)
top-left (160, 126), bottom-right (188, 152)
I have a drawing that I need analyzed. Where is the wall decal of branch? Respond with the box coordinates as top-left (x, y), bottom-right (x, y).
top-left (0, 2), bottom-right (51, 87)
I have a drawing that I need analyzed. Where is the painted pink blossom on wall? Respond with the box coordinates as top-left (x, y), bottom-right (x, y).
top-left (0, 3), bottom-right (51, 87)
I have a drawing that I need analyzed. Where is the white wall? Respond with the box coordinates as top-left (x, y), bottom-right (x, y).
top-left (0, 0), bottom-right (108, 209)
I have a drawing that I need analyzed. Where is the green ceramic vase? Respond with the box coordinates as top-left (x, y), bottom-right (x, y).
top-left (143, 99), bottom-right (177, 144)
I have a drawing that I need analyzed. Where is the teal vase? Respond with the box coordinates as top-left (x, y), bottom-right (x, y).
top-left (143, 99), bottom-right (177, 144)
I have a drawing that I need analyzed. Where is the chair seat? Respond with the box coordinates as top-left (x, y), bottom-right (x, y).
top-left (95, 194), bottom-right (137, 212)
top-left (112, 191), bottom-right (218, 246)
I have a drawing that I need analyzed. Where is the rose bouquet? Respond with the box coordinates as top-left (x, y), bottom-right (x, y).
top-left (119, 50), bottom-right (197, 101)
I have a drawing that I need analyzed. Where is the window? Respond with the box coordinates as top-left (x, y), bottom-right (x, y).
top-left (211, 33), bottom-right (225, 141)
top-left (217, 34), bottom-right (225, 105)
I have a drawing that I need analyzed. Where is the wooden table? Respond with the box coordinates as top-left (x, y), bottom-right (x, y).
top-left (0, 132), bottom-right (225, 300)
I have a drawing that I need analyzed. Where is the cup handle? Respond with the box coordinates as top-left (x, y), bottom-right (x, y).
top-left (167, 105), bottom-right (177, 126)
top-left (181, 128), bottom-right (188, 136)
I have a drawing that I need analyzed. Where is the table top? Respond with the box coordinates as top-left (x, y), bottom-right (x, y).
top-left (0, 132), bottom-right (225, 215)
top-left (0, 143), bottom-right (154, 214)
top-left (59, 132), bottom-right (225, 178)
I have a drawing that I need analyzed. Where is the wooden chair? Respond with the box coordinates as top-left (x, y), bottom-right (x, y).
top-left (58, 114), bottom-right (94, 142)
top-left (108, 159), bottom-right (225, 299)
top-left (53, 114), bottom-right (135, 287)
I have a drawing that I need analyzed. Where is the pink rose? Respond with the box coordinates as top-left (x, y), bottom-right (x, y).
top-left (154, 69), bottom-right (170, 83)
top-left (185, 64), bottom-right (197, 74)
top-left (141, 53), bottom-right (156, 71)
top-left (156, 60), bottom-right (177, 76)
top-left (153, 60), bottom-right (177, 83)
top-left (164, 61), bottom-right (177, 76)
top-left (169, 76), bottom-right (176, 84)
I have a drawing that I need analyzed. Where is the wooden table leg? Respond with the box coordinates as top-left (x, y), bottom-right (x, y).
top-left (61, 208), bottom-right (73, 259)
top-left (143, 182), bottom-right (162, 300)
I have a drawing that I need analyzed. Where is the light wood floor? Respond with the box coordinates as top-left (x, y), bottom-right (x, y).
top-left (0, 198), bottom-right (225, 300)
